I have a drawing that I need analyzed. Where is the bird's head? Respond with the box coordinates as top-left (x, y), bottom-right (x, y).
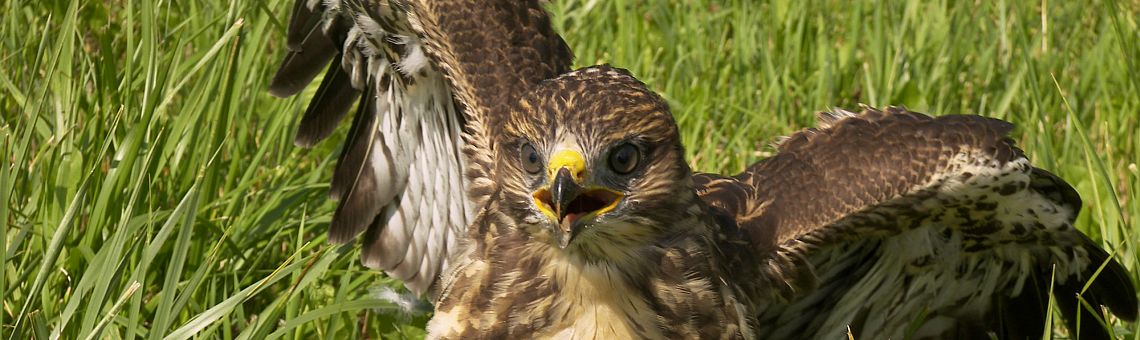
top-left (493, 66), bottom-right (697, 259)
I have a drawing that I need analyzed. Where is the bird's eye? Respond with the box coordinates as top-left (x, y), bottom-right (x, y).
top-left (521, 143), bottom-right (542, 174)
top-left (608, 143), bottom-right (640, 174)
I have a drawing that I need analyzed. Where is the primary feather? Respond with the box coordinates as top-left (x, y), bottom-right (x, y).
top-left (269, 0), bottom-right (571, 296)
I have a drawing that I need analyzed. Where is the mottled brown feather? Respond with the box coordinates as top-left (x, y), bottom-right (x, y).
top-left (697, 107), bottom-right (1137, 338)
top-left (407, 0), bottom-right (573, 204)
top-left (701, 107), bottom-right (1020, 251)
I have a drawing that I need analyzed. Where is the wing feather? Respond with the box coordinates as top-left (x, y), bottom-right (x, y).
top-left (698, 107), bottom-right (1137, 338)
top-left (294, 62), bottom-right (360, 147)
top-left (269, 7), bottom-right (339, 98)
top-left (270, 0), bottom-right (570, 295)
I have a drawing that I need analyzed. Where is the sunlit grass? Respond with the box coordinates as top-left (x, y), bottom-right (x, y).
top-left (3, 0), bottom-right (1137, 338)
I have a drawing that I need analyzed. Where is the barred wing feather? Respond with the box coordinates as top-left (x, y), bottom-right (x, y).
top-left (268, 0), bottom-right (571, 295)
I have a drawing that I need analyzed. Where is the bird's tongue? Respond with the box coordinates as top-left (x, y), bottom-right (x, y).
top-left (560, 212), bottom-right (582, 232)
top-left (553, 189), bottom-right (620, 233)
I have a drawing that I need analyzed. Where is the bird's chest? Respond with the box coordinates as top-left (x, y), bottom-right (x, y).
top-left (426, 237), bottom-right (749, 339)
top-left (427, 254), bottom-right (664, 339)
top-left (535, 269), bottom-right (662, 339)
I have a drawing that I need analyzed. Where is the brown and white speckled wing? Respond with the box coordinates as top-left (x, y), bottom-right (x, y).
top-left (269, 0), bottom-right (571, 295)
top-left (696, 107), bottom-right (1137, 339)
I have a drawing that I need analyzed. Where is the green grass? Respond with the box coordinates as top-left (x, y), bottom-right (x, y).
top-left (2, 0), bottom-right (1137, 338)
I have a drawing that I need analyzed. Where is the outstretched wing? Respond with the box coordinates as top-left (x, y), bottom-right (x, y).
top-left (697, 107), bottom-right (1136, 339)
top-left (269, 0), bottom-right (571, 295)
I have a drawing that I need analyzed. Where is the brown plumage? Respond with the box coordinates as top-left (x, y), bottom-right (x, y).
top-left (270, 0), bottom-right (1137, 339)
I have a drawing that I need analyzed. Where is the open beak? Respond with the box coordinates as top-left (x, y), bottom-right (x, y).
top-left (533, 150), bottom-right (623, 248)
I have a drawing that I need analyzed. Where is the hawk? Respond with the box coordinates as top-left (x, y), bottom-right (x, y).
top-left (269, 0), bottom-right (1137, 338)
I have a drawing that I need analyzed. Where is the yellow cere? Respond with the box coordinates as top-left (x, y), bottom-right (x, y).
top-left (547, 149), bottom-right (586, 181)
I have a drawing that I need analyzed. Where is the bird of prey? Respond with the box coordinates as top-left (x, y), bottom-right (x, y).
top-left (269, 0), bottom-right (1137, 338)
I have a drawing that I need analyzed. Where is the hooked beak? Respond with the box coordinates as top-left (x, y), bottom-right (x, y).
top-left (551, 168), bottom-right (582, 226)
top-left (533, 150), bottom-right (623, 248)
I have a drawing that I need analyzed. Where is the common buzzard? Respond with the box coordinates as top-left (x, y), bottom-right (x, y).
top-left (269, 0), bottom-right (1137, 338)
